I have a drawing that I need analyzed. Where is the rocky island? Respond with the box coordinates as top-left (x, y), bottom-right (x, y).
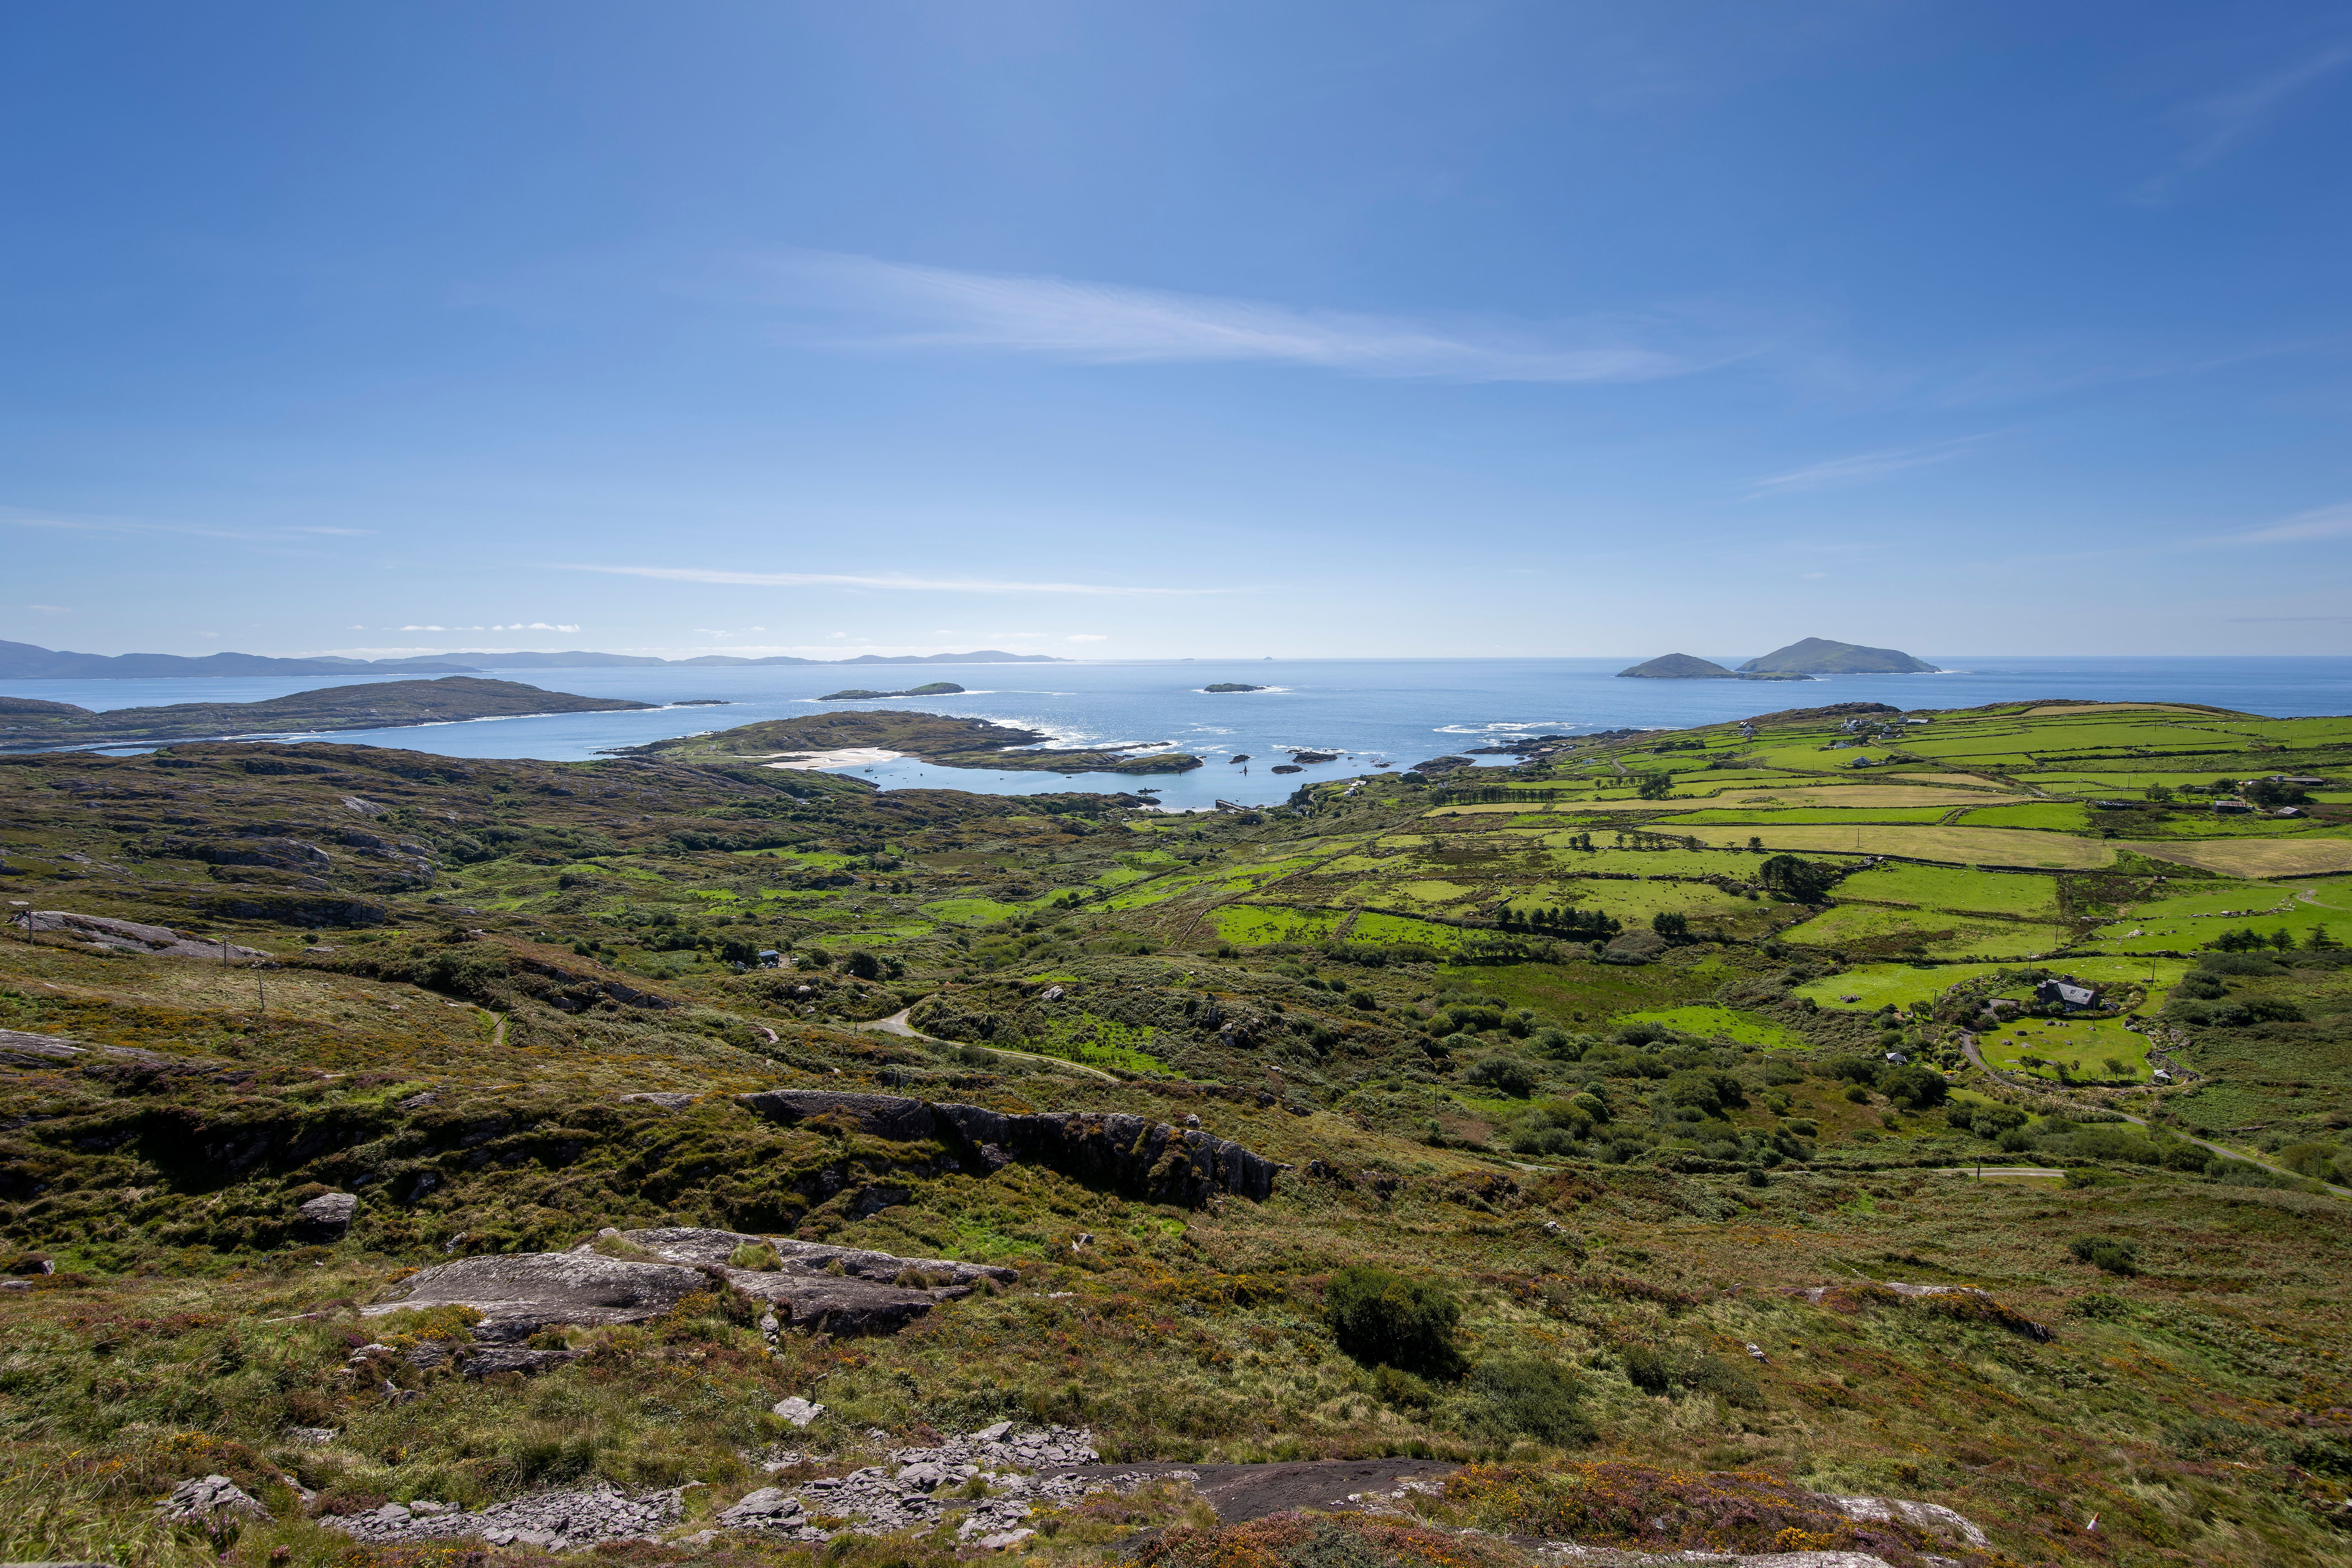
top-left (1203, 682), bottom-right (1267, 693)
top-left (817, 682), bottom-right (967, 700)
top-left (0, 676), bottom-right (655, 751)
top-left (1739, 637), bottom-right (1940, 675)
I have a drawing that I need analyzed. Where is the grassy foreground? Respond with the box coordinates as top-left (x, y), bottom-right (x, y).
top-left (2, 694), bottom-right (2350, 1567)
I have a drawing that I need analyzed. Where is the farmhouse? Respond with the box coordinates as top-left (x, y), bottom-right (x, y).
top-left (2035, 977), bottom-right (2100, 1009)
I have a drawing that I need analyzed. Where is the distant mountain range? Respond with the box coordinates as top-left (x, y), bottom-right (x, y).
top-left (0, 639), bottom-right (1069, 680)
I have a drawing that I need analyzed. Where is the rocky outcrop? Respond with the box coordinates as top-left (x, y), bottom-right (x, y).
top-left (619, 1226), bottom-right (1014, 1336)
top-left (363, 1227), bottom-right (1018, 1342)
top-left (325, 1427), bottom-right (1130, 1552)
top-left (26, 911), bottom-right (271, 962)
top-left (1785, 1280), bottom-right (2053, 1342)
top-left (326, 1481), bottom-right (687, 1551)
top-left (292, 1191), bottom-right (358, 1241)
top-left (158, 1474), bottom-right (268, 1530)
top-left (362, 1251), bottom-right (710, 1339)
top-left (739, 1090), bottom-right (1283, 1205)
top-left (711, 1425), bottom-right (1123, 1545)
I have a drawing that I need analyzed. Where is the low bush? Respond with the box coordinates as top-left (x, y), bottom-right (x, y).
top-left (2068, 1236), bottom-right (2140, 1276)
top-left (1466, 1356), bottom-right (1592, 1445)
top-left (1324, 1266), bottom-right (1466, 1379)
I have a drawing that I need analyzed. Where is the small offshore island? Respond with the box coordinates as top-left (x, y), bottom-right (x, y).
top-left (1204, 682), bottom-right (1268, 693)
top-left (817, 682), bottom-right (966, 701)
top-left (1620, 636), bottom-right (1940, 679)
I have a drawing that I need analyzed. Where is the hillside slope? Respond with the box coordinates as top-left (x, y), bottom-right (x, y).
top-left (3, 696), bottom-right (2350, 1566)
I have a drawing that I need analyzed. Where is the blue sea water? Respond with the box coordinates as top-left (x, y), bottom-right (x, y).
top-left (11, 656), bottom-right (2352, 813)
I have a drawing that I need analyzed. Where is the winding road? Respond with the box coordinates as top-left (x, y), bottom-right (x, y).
top-left (1956, 1030), bottom-right (2348, 1198)
top-left (854, 1005), bottom-right (1121, 1083)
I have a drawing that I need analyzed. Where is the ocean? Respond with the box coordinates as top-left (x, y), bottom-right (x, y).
top-left (13, 655), bottom-right (2352, 812)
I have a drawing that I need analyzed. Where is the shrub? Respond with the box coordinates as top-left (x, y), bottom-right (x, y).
top-left (2070, 1290), bottom-right (2132, 1320)
top-left (1878, 1065), bottom-right (1948, 1109)
top-left (1622, 1347), bottom-right (1671, 1394)
top-left (1465, 1055), bottom-right (1541, 1098)
top-left (2068, 1237), bottom-right (2140, 1276)
top-left (843, 949), bottom-right (882, 980)
top-left (1372, 1364), bottom-right (1435, 1408)
top-left (1615, 1021), bottom-right (1670, 1048)
top-left (1324, 1266), bottom-right (1466, 1378)
top-left (1467, 1356), bottom-right (1592, 1445)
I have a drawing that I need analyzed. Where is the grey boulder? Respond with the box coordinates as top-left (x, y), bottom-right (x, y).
top-left (157, 1475), bottom-right (268, 1528)
top-left (361, 1251), bottom-right (709, 1339)
top-left (292, 1191), bottom-right (358, 1242)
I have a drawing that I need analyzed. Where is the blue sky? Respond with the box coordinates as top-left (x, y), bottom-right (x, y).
top-left (5, 1), bottom-right (2350, 661)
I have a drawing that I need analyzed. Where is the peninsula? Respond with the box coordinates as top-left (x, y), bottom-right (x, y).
top-left (0, 676), bottom-right (654, 752)
top-left (635, 710), bottom-right (1203, 774)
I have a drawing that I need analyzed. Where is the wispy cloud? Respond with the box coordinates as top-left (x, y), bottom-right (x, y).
top-left (1746, 435), bottom-right (1987, 496)
top-left (563, 564), bottom-right (1222, 597)
top-left (745, 250), bottom-right (1752, 384)
top-left (2135, 43), bottom-right (2352, 203)
top-left (397, 622), bottom-right (581, 632)
top-left (1066, 633), bottom-right (1109, 642)
top-left (2230, 499), bottom-right (2352, 545)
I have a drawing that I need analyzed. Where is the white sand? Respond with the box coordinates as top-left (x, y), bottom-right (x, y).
top-left (762, 748), bottom-right (906, 771)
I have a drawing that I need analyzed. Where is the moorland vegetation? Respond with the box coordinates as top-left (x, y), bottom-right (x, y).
top-left (2, 695), bottom-right (2350, 1567)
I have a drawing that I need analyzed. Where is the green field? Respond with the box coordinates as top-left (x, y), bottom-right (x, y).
top-left (1974, 1011), bottom-right (2156, 1083)
top-left (1831, 862), bottom-right (2062, 918)
top-left (1776, 904), bottom-right (2068, 959)
top-left (1651, 806), bottom-right (1955, 825)
top-left (1605, 1004), bottom-right (1809, 1049)
top-left (1792, 956), bottom-right (2190, 1013)
top-left (1681, 823), bottom-right (2118, 867)
top-left (1214, 902), bottom-right (1349, 946)
top-left (1954, 802), bottom-right (2093, 831)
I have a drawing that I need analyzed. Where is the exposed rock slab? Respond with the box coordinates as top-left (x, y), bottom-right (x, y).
top-left (739, 1090), bottom-right (1282, 1205)
top-left (362, 1228), bottom-right (1022, 1343)
top-left (361, 1251), bottom-right (710, 1339)
top-left (27, 911), bottom-right (271, 962)
top-left (622, 1226), bottom-right (1015, 1336)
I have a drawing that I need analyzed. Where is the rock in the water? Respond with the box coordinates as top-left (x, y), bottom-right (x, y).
top-left (157, 1474), bottom-right (268, 1528)
top-left (292, 1191), bottom-right (358, 1242)
top-left (360, 1250), bottom-right (709, 1339)
top-left (771, 1396), bottom-right (825, 1428)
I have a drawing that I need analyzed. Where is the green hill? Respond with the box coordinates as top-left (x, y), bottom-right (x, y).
top-left (1739, 637), bottom-right (1940, 675)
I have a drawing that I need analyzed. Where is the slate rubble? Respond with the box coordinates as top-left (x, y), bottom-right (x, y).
top-left (319, 1426), bottom-right (1156, 1553)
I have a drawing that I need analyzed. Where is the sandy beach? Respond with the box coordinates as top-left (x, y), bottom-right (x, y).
top-left (762, 748), bottom-right (906, 771)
